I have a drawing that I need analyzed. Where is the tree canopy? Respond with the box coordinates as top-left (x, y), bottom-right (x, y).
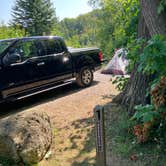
top-left (11, 0), bottom-right (57, 36)
top-left (58, 0), bottom-right (139, 58)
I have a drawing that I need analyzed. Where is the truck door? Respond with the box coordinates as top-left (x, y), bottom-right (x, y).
top-left (0, 39), bottom-right (42, 98)
top-left (36, 38), bottom-right (73, 81)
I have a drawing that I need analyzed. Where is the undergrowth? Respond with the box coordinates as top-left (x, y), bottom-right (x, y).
top-left (105, 105), bottom-right (166, 166)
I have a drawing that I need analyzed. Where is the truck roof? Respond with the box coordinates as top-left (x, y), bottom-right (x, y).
top-left (0, 36), bottom-right (63, 42)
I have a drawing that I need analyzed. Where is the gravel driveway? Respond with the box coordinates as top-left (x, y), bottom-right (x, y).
top-left (0, 71), bottom-right (118, 165)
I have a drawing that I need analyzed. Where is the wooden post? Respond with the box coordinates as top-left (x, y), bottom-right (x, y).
top-left (94, 105), bottom-right (106, 166)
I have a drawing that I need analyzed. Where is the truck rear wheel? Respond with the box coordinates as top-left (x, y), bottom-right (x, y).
top-left (76, 67), bottom-right (94, 87)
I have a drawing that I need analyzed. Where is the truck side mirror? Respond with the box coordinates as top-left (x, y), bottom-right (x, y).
top-left (3, 53), bottom-right (21, 66)
top-left (9, 53), bottom-right (21, 63)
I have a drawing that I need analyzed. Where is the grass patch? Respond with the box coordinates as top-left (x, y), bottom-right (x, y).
top-left (105, 104), bottom-right (166, 166)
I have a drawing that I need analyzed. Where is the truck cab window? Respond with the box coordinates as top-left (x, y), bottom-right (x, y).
top-left (40, 39), bottom-right (64, 56)
top-left (3, 40), bottom-right (39, 65)
top-left (17, 40), bottom-right (38, 60)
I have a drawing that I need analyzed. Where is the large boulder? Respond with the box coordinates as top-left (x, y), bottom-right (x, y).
top-left (0, 112), bottom-right (52, 165)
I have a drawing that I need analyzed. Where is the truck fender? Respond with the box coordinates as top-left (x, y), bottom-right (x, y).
top-left (75, 56), bottom-right (95, 73)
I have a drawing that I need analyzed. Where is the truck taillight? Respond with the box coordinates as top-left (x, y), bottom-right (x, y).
top-left (99, 51), bottom-right (103, 62)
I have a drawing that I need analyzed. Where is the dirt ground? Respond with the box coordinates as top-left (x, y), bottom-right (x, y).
top-left (0, 71), bottom-right (119, 166)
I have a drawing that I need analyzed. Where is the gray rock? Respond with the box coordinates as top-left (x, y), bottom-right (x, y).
top-left (0, 112), bottom-right (52, 165)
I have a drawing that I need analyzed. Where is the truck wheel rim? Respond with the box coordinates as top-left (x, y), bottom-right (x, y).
top-left (82, 69), bottom-right (92, 85)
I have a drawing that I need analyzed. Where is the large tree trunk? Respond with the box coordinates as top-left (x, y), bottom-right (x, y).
top-left (115, 0), bottom-right (166, 114)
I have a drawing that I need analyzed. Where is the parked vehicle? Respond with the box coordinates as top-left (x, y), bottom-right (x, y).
top-left (0, 36), bottom-right (102, 103)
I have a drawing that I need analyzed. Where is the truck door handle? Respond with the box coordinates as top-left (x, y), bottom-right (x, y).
top-left (37, 62), bottom-right (45, 66)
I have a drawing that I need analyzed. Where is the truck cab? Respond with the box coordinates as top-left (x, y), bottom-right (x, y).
top-left (0, 36), bottom-right (102, 102)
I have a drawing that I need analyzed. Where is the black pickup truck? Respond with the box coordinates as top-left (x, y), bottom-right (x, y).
top-left (0, 36), bottom-right (102, 103)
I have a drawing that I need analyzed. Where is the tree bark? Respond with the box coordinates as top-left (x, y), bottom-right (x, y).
top-left (140, 0), bottom-right (166, 36)
top-left (114, 0), bottom-right (166, 114)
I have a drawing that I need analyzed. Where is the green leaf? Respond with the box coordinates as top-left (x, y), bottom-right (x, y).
top-left (142, 111), bottom-right (159, 123)
top-left (158, 106), bottom-right (166, 113)
top-left (131, 111), bottom-right (143, 121)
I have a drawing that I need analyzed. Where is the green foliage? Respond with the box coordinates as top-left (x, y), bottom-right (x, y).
top-left (112, 76), bottom-right (129, 91)
top-left (154, 114), bottom-right (166, 146)
top-left (131, 105), bottom-right (159, 123)
top-left (51, 24), bottom-right (63, 37)
top-left (126, 35), bottom-right (166, 79)
top-left (60, 0), bottom-right (139, 58)
top-left (126, 37), bottom-right (145, 71)
top-left (131, 104), bottom-right (166, 144)
top-left (128, 35), bottom-right (166, 143)
top-left (138, 35), bottom-right (166, 77)
top-left (11, 0), bottom-right (57, 36)
top-left (98, 0), bottom-right (139, 56)
top-left (59, 10), bottom-right (101, 48)
top-left (158, 0), bottom-right (166, 14)
top-left (66, 35), bottom-right (82, 48)
top-left (0, 24), bottom-right (25, 39)
top-left (127, 36), bottom-right (166, 128)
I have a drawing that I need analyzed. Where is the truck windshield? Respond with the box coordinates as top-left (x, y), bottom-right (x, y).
top-left (0, 40), bottom-right (14, 55)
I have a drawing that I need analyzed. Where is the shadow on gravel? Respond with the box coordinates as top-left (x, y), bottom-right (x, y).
top-left (0, 81), bottom-right (99, 119)
top-left (70, 117), bottom-right (96, 166)
top-left (102, 94), bottom-right (116, 100)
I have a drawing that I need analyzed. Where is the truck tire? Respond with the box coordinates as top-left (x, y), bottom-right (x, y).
top-left (76, 67), bottom-right (94, 87)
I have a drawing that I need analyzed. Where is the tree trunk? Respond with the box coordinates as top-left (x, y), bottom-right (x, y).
top-left (114, 0), bottom-right (166, 114)
top-left (140, 0), bottom-right (166, 36)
